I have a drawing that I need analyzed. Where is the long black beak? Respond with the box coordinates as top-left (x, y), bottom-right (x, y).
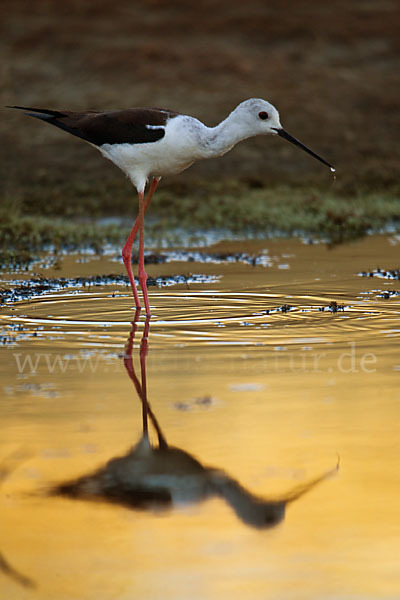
top-left (273, 128), bottom-right (335, 171)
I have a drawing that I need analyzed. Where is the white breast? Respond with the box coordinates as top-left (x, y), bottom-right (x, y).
top-left (98, 115), bottom-right (205, 192)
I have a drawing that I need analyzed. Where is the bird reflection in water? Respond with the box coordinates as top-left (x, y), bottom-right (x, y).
top-left (52, 312), bottom-right (338, 529)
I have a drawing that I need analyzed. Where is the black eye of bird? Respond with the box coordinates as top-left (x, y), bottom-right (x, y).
top-left (258, 111), bottom-right (269, 120)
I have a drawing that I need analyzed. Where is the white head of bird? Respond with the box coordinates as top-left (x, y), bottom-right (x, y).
top-left (211, 98), bottom-right (335, 170)
top-left (227, 98), bottom-right (282, 136)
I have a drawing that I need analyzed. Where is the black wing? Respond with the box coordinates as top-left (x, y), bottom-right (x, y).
top-left (8, 106), bottom-right (180, 146)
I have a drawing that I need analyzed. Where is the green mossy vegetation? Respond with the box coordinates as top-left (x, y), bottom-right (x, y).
top-left (1, 180), bottom-right (399, 270)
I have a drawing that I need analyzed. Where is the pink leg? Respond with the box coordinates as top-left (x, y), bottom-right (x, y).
top-left (121, 177), bottom-right (160, 310)
top-left (137, 191), bottom-right (150, 316)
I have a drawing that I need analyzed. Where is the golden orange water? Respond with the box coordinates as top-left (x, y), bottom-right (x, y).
top-left (1, 235), bottom-right (399, 599)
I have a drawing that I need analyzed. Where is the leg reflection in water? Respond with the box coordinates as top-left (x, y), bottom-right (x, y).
top-left (52, 312), bottom-right (339, 529)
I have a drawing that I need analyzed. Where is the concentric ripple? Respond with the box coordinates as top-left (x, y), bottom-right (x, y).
top-left (1, 281), bottom-right (399, 351)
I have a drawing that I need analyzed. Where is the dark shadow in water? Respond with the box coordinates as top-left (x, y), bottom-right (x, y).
top-left (0, 451), bottom-right (37, 590)
top-left (51, 311), bottom-right (338, 529)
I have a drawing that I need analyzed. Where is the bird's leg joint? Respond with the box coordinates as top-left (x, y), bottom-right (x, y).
top-left (138, 267), bottom-right (148, 286)
top-left (122, 243), bottom-right (133, 265)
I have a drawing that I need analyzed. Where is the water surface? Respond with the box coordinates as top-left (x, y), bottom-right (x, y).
top-left (1, 235), bottom-right (399, 599)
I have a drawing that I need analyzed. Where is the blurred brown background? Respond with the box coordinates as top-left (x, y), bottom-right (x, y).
top-left (1, 0), bottom-right (400, 213)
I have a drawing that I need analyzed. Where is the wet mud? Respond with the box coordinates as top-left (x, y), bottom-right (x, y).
top-left (0, 272), bottom-right (219, 304)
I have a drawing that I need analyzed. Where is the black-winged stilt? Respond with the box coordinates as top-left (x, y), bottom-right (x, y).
top-left (9, 99), bottom-right (334, 315)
